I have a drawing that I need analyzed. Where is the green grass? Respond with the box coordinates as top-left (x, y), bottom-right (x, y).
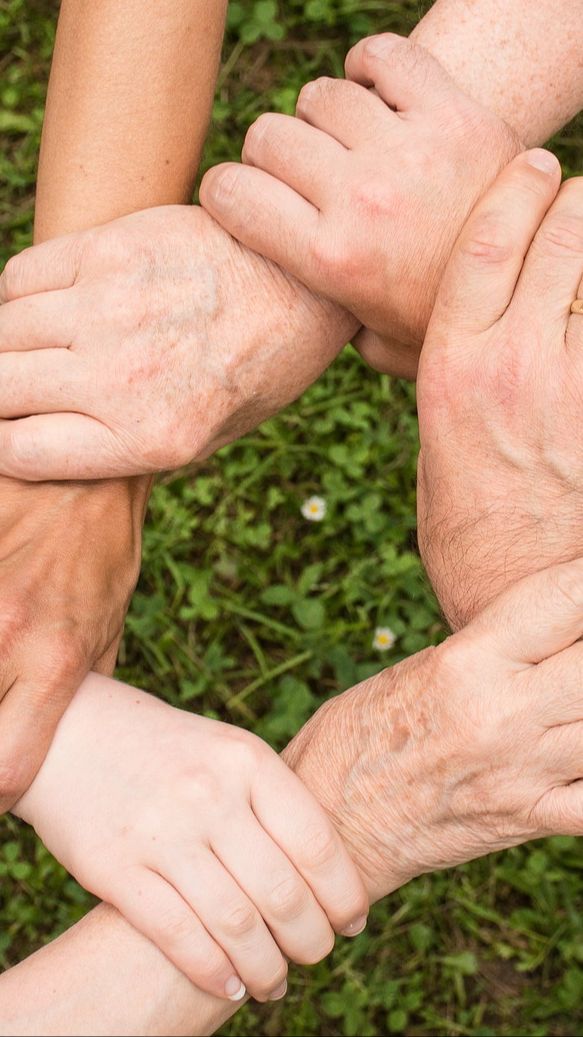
top-left (2, 1), bottom-right (583, 1034)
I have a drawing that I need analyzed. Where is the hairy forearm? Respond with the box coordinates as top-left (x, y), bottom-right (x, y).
top-left (412, 0), bottom-right (583, 146)
top-left (34, 0), bottom-right (227, 241)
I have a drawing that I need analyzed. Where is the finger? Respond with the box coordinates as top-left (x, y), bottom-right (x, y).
top-left (200, 163), bottom-right (320, 287)
top-left (211, 813), bottom-right (335, 967)
top-left (0, 233), bottom-right (85, 302)
top-left (0, 351), bottom-right (81, 418)
top-left (345, 33), bottom-right (459, 113)
top-left (242, 112), bottom-right (347, 207)
top-left (430, 150), bottom-right (561, 337)
top-left (295, 76), bottom-right (398, 147)
top-left (529, 641), bottom-right (583, 727)
top-left (353, 327), bottom-right (420, 379)
top-left (511, 176), bottom-right (583, 333)
top-left (544, 780), bottom-right (583, 837)
top-left (93, 635), bottom-right (121, 677)
top-left (0, 414), bottom-right (136, 481)
top-left (161, 850), bottom-right (287, 1002)
top-left (252, 760), bottom-right (369, 935)
top-left (114, 867), bottom-right (248, 1002)
top-left (0, 666), bottom-right (85, 812)
top-left (465, 557), bottom-right (583, 667)
top-left (0, 291), bottom-right (79, 351)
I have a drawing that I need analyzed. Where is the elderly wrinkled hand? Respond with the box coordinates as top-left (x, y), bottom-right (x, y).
top-left (0, 206), bottom-right (356, 480)
top-left (283, 559), bottom-right (583, 903)
top-left (201, 33), bottom-right (520, 378)
top-left (416, 149), bottom-right (583, 628)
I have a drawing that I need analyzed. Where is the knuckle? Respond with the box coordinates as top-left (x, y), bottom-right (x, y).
top-left (189, 950), bottom-right (231, 989)
top-left (459, 213), bottom-right (514, 265)
top-left (158, 912), bottom-right (196, 946)
top-left (301, 823), bottom-right (338, 871)
top-left (221, 901), bottom-right (259, 940)
top-left (267, 875), bottom-right (308, 921)
top-left (350, 177), bottom-right (396, 220)
top-left (243, 113), bottom-right (278, 161)
top-left (308, 234), bottom-right (352, 281)
top-left (297, 927), bottom-right (335, 965)
top-left (549, 562), bottom-right (583, 612)
top-left (297, 76), bottom-right (333, 113)
top-left (0, 755), bottom-right (32, 806)
top-left (537, 211), bottom-right (583, 257)
top-left (0, 253), bottom-right (27, 301)
top-left (432, 635), bottom-right (474, 685)
top-left (0, 601), bottom-right (28, 649)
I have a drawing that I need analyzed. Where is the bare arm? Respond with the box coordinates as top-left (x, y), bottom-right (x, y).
top-left (0, 903), bottom-right (235, 1037)
top-left (34, 0), bottom-right (227, 240)
top-left (412, 0), bottom-right (583, 146)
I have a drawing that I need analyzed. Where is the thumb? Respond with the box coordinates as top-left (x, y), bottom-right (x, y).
top-left (465, 557), bottom-right (583, 667)
top-left (429, 149), bottom-right (561, 338)
top-left (353, 327), bottom-right (419, 379)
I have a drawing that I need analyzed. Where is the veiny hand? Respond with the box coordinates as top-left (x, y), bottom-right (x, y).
top-left (0, 476), bottom-right (148, 811)
top-left (416, 149), bottom-right (583, 628)
top-left (15, 676), bottom-right (368, 1003)
top-left (200, 33), bottom-right (520, 378)
top-left (0, 206), bottom-right (356, 479)
top-left (284, 558), bottom-right (583, 904)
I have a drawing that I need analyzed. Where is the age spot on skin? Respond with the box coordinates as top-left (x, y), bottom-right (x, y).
top-left (389, 724), bottom-right (410, 752)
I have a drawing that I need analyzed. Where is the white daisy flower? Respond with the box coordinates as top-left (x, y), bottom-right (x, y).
top-left (301, 496), bottom-right (327, 522)
top-left (373, 626), bottom-right (396, 652)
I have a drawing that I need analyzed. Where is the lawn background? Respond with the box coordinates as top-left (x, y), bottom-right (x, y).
top-left (2, 2), bottom-right (583, 1034)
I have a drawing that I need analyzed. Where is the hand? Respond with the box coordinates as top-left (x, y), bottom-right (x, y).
top-left (0, 476), bottom-right (148, 811)
top-left (0, 207), bottom-right (356, 480)
top-left (200, 33), bottom-right (520, 379)
top-left (15, 676), bottom-right (368, 1004)
top-left (283, 559), bottom-right (583, 904)
top-left (416, 149), bottom-right (583, 628)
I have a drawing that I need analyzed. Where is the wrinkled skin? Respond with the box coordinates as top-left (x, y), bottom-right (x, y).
top-left (201, 33), bottom-right (520, 378)
top-left (0, 475), bottom-right (148, 811)
top-left (284, 559), bottom-right (583, 903)
top-left (0, 207), bottom-right (356, 479)
top-left (416, 151), bottom-right (583, 628)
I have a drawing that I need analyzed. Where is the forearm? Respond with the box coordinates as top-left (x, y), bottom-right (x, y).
top-left (412, 0), bottom-right (583, 146)
top-left (34, 0), bottom-right (227, 241)
top-left (0, 902), bottom-right (237, 1037)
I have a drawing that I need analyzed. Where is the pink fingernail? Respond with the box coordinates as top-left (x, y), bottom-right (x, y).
top-left (225, 976), bottom-right (246, 1002)
top-left (526, 149), bottom-right (559, 175)
top-left (269, 980), bottom-right (288, 1001)
top-left (341, 914), bottom-right (368, 937)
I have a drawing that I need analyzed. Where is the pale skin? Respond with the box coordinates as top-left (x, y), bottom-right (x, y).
top-left (6, 559), bottom-right (583, 1035)
top-left (11, 678), bottom-right (368, 1005)
top-left (0, 0), bottom-right (226, 811)
top-left (3, 0), bottom-right (580, 1032)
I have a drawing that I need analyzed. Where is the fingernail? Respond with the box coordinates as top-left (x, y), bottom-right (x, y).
top-left (341, 914), bottom-right (368, 937)
top-left (364, 34), bottom-right (399, 59)
top-left (269, 980), bottom-right (288, 1001)
top-left (526, 149), bottom-right (559, 175)
top-left (225, 976), bottom-right (246, 1001)
top-left (209, 168), bottom-right (239, 205)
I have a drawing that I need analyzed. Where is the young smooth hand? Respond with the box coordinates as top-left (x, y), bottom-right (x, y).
top-left (201, 33), bottom-right (519, 378)
top-left (416, 149), bottom-right (583, 627)
top-left (14, 678), bottom-right (368, 1004)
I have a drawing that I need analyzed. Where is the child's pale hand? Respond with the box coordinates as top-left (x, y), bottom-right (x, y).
top-left (14, 677), bottom-right (368, 1003)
